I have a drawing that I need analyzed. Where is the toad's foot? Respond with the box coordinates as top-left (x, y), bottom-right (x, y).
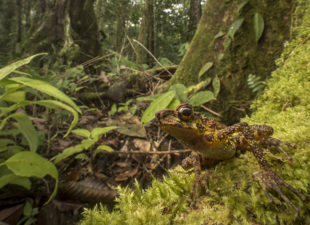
top-left (182, 152), bottom-right (210, 208)
top-left (253, 168), bottom-right (308, 218)
top-left (261, 137), bottom-right (296, 162)
top-left (251, 143), bottom-right (308, 218)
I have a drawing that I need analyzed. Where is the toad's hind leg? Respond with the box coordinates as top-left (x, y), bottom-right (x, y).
top-left (251, 143), bottom-right (308, 218)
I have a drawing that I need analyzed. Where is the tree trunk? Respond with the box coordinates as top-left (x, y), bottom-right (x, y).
top-left (16, 0), bottom-right (22, 43)
top-left (115, 2), bottom-right (127, 51)
top-left (94, 0), bottom-right (107, 43)
top-left (21, 0), bottom-right (100, 64)
top-left (69, 0), bottom-right (100, 62)
top-left (0, 0), bottom-right (16, 62)
top-left (171, 0), bottom-right (293, 123)
top-left (136, 0), bottom-right (155, 66)
top-left (188, 0), bottom-right (201, 40)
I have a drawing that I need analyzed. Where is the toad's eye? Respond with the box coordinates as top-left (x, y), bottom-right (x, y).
top-left (178, 106), bottom-right (193, 121)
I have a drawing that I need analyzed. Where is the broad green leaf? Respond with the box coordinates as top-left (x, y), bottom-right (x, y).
top-left (169, 84), bottom-right (187, 102)
top-left (136, 94), bottom-right (161, 102)
top-left (72, 129), bottom-right (90, 138)
top-left (1, 113), bottom-right (38, 152)
top-left (0, 100), bottom-right (78, 136)
top-left (0, 146), bottom-right (25, 159)
top-left (3, 83), bottom-right (24, 91)
top-left (91, 126), bottom-right (118, 139)
top-left (0, 103), bottom-right (23, 116)
top-left (16, 114), bottom-right (38, 152)
top-left (11, 176), bottom-right (32, 190)
top-left (237, 0), bottom-right (249, 13)
top-left (168, 98), bottom-right (181, 109)
top-left (0, 139), bottom-right (15, 147)
top-left (0, 53), bottom-right (47, 80)
top-left (212, 75), bottom-right (221, 97)
top-left (12, 70), bottom-right (33, 77)
top-left (214, 31), bottom-right (225, 39)
top-left (227, 18), bottom-right (244, 40)
top-left (141, 90), bottom-right (176, 124)
top-left (96, 145), bottom-right (114, 154)
top-left (198, 62), bottom-right (213, 79)
top-left (0, 173), bottom-right (31, 190)
top-left (185, 79), bottom-right (212, 94)
top-left (0, 79), bottom-right (16, 87)
top-left (54, 145), bottom-right (84, 164)
top-left (253, 13), bottom-right (264, 43)
top-left (9, 77), bottom-right (81, 114)
top-left (185, 85), bottom-right (196, 93)
top-left (75, 153), bottom-right (89, 160)
top-left (27, 100), bottom-right (79, 137)
top-left (23, 201), bottom-right (33, 217)
top-left (188, 91), bottom-right (216, 106)
top-left (0, 129), bottom-right (20, 136)
top-left (109, 103), bottom-right (117, 116)
top-left (223, 38), bottom-right (232, 50)
top-left (2, 151), bottom-right (58, 204)
top-left (0, 83), bottom-right (25, 103)
top-left (0, 91), bottom-right (25, 103)
top-left (80, 139), bottom-right (97, 150)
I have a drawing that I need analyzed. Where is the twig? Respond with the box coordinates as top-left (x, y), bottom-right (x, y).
top-left (104, 149), bottom-right (192, 155)
top-left (132, 39), bottom-right (174, 77)
top-left (121, 65), bottom-right (164, 82)
top-left (200, 105), bottom-right (223, 118)
top-left (79, 53), bottom-right (115, 67)
top-left (281, 101), bottom-right (290, 112)
top-left (167, 139), bottom-right (172, 167)
top-left (126, 36), bottom-right (139, 61)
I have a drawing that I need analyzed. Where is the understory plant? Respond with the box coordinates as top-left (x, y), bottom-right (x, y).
top-left (139, 75), bottom-right (220, 124)
top-left (0, 53), bottom-right (81, 204)
top-left (53, 126), bottom-right (117, 164)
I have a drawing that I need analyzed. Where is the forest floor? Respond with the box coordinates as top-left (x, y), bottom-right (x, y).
top-left (1, 65), bottom-right (194, 225)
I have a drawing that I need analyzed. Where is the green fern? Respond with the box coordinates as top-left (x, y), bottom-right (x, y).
top-left (247, 74), bottom-right (266, 96)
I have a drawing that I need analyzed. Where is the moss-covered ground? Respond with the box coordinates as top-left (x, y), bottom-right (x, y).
top-left (79, 1), bottom-right (310, 224)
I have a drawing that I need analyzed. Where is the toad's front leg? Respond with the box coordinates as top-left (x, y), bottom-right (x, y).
top-left (182, 152), bottom-right (205, 208)
top-left (250, 142), bottom-right (308, 218)
top-left (182, 152), bottom-right (215, 208)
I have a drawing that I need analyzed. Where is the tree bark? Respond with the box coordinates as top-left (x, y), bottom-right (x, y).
top-left (115, 2), bottom-right (127, 51)
top-left (136, 0), bottom-right (155, 66)
top-left (171, 0), bottom-right (293, 123)
top-left (188, 0), bottom-right (201, 40)
top-left (21, 0), bottom-right (100, 64)
top-left (16, 0), bottom-right (22, 43)
top-left (0, 0), bottom-right (16, 62)
top-left (69, 0), bottom-right (100, 62)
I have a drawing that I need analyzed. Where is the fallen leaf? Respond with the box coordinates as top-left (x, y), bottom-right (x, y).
top-left (132, 139), bottom-right (151, 152)
top-left (106, 113), bottom-right (146, 138)
top-left (114, 166), bottom-right (139, 182)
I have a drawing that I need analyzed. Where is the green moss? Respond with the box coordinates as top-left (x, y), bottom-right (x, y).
top-left (80, 1), bottom-right (310, 224)
top-left (80, 169), bottom-right (195, 225)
